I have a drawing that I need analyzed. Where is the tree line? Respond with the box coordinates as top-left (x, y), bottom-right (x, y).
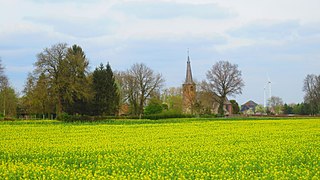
top-left (261, 75), bottom-right (320, 115)
top-left (18, 43), bottom-right (244, 119)
top-left (0, 43), bottom-right (319, 119)
top-left (19, 43), bottom-right (165, 119)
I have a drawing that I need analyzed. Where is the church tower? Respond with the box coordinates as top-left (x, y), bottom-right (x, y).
top-left (183, 54), bottom-right (196, 114)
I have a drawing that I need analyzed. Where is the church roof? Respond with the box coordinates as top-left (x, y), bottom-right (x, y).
top-left (184, 55), bottom-right (194, 84)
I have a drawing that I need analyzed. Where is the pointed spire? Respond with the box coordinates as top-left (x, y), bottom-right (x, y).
top-left (185, 50), bottom-right (194, 84)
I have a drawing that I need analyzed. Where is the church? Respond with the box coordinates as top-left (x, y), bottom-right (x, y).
top-left (182, 55), bottom-right (233, 115)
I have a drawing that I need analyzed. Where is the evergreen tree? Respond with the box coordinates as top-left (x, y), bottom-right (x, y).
top-left (283, 103), bottom-right (293, 114)
top-left (92, 63), bottom-right (119, 116)
top-left (60, 44), bottom-right (90, 114)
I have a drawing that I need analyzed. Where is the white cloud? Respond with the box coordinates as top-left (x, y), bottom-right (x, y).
top-left (0, 0), bottom-right (320, 104)
top-left (112, 1), bottom-right (236, 20)
top-left (23, 16), bottom-right (117, 38)
top-left (217, 0), bottom-right (320, 23)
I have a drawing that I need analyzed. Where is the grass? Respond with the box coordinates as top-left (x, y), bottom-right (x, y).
top-left (0, 118), bottom-right (319, 179)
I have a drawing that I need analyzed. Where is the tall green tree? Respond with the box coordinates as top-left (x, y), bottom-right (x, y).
top-left (34, 43), bottom-right (90, 115)
top-left (59, 44), bottom-right (90, 114)
top-left (21, 73), bottom-right (35, 116)
top-left (33, 73), bottom-right (54, 116)
top-left (92, 63), bottom-right (119, 116)
top-left (0, 57), bottom-right (17, 117)
top-left (0, 86), bottom-right (18, 117)
top-left (22, 72), bottom-right (56, 118)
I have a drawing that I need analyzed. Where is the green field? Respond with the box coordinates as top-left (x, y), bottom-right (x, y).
top-left (0, 118), bottom-right (319, 179)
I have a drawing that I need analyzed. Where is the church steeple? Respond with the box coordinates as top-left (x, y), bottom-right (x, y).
top-left (182, 50), bottom-right (196, 114)
top-left (185, 52), bottom-right (194, 84)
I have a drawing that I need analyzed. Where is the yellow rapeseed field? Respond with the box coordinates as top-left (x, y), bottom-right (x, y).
top-left (0, 119), bottom-right (319, 179)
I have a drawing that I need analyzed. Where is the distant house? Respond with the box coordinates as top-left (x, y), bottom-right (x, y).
top-left (241, 100), bottom-right (258, 114)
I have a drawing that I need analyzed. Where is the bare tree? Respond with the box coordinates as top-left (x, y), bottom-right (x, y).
top-left (303, 74), bottom-right (320, 114)
top-left (117, 63), bottom-right (164, 116)
top-left (267, 96), bottom-right (283, 115)
top-left (161, 87), bottom-right (183, 113)
top-left (0, 57), bottom-right (11, 117)
top-left (0, 58), bottom-right (8, 90)
top-left (35, 43), bottom-right (68, 78)
top-left (206, 61), bottom-right (244, 115)
top-left (115, 70), bottom-right (139, 114)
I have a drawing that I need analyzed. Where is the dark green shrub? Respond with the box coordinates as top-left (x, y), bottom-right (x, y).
top-left (57, 112), bottom-right (72, 122)
top-left (144, 98), bottom-right (163, 115)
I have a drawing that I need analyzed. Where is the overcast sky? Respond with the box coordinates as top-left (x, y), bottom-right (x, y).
top-left (1, 0), bottom-right (320, 105)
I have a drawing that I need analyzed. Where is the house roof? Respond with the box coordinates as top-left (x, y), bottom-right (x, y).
top-left (242, 100), bottom-right (258, 107)
top-left (241, 100), bottom-right (258, 112)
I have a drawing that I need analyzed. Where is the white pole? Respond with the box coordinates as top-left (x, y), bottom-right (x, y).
top-left (267, 74), bottom-right (272, 100)
top-left (269, 81), bottom-right (272, 99)
top-left (263, 86), bottom-right (266, 108)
